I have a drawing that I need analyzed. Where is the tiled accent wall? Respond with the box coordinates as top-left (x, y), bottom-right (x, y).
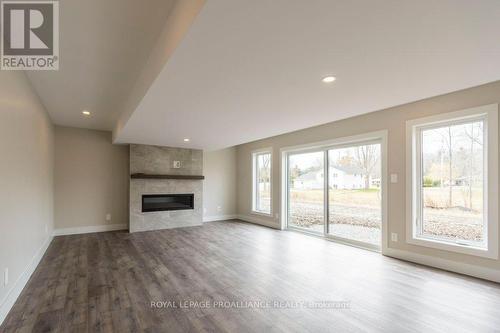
top-left (129, 144), bottom-right (203, 233)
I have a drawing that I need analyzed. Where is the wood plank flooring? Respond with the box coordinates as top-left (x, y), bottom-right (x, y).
top-left (1, 220), bottom-right (500, 333)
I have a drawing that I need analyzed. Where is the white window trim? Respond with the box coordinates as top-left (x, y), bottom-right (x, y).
top-left (252, 147), bottom-right (273, 216)
top-left (405, 104), bottom-right (498, 259)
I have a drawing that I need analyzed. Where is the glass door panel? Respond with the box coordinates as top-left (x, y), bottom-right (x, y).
top-left (288, 151), bottom-right (324, 232)
top-left (328, 144), bottom-right (381, 245)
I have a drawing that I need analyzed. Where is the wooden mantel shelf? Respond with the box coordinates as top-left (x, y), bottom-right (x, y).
top-left (130, 173), bottom-right (205, 180)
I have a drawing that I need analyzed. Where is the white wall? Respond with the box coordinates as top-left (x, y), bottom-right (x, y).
top-left (0, 72), bottom-right (54, 322)
top-left (54, 127), bottom-right (129, 233)
top-left (203, 147), bottom-right (237, 221)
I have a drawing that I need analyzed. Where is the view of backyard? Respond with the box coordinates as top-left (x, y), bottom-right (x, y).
top-left (289, 188), bottom-right (381, 244)
top-left (285, 187), bottom-right (483, 244)
top-left (422, 187), bottom-right (483, 241)
top-left (419, 120), bottom-right (484, 244)
top-left (282, 123), bottom-right (485, 246)
top-left (286, 146), bottom-right (382, 245)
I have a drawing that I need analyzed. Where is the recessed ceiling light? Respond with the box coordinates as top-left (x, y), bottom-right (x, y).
top-left (183, 138), bottom-right (190, 142)
top-left (82, 110), bottom-right (91, 116)
top-left (322, 76), bottom-right (336, 83)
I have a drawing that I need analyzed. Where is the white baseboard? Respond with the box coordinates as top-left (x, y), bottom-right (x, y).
top-left (0, 235), bottom-right (53, 326)
top-left (236, 214), bottom-right (282, 230)
top-left (53, 224), bottom-right (128, 236)
top-left (203, 214), bottom-right (238, 222)
top-left (384, 247), bottom-right (500, 283)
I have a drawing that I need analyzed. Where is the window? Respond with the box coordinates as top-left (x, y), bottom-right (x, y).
top-left (282, 130), bottom-right (387, 251)
top-left (252, 150), bottom-right (272, 215)
top-left (287, 151), bottom-right (324, 231)
top-left (328, 143), bottom-right (382, 246)
top-left (407, 105), bottom-right (498, 258)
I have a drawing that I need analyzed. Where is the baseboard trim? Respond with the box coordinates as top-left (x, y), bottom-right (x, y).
top-left (203, 214), bottom-right (238, 222)
top-left (53, 224), bottom-right (128, 236)
top-left (0, 235), bottom-right (53, 326)
top-left (384, 247), bottom-right (500, 283)
top-left (236, 214), bottom-right (281, 230)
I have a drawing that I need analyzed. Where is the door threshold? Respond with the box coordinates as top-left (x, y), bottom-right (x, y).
top-left (286, 227), bottom-right (381, 253)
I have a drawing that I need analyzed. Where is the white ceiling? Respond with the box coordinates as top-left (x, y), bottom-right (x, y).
top-left (26, 0), bottom-right (176, 130)
top-left (25, 1), bottom-right (500, 149)
top-left (114, 0), bottom-right (500, 150)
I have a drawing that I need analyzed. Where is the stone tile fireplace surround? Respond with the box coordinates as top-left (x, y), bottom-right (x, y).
top-left (129, 144), bottom-right (203, 233)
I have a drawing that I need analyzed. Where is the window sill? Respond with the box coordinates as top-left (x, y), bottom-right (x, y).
top-left (406, 235), bottom-right (497, 259)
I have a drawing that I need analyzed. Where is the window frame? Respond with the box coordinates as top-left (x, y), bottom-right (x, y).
top-left (406, 104), bottom-right (498, 259)
top-left (252, 148), bottom-right (273, 216)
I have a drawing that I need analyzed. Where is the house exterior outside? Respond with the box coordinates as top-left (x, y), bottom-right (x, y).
top-left (293, 169), bottom-right (325, 190)
top-left (293, 165), bottom-right (365, 190)
top-left (330, 165), bottom-right (365, 189)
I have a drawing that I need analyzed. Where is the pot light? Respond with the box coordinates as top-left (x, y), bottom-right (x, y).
top-left (322, 76), bottom-right (336, 83)
top-left (183, 138), bottom-right (190, 142)
top-left (82, 110), bottom-right (91, 116)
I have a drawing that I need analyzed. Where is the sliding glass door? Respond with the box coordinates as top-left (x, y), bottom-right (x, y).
top-left (287, 151), bottom-right (325, 232)
top-left (328, 144), bottom-right (381, 246)
top-left (286, 140), bottom-right (382, 249)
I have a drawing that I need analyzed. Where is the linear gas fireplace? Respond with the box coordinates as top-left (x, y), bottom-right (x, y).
top-left (142, 194), bottom-right (194, 212)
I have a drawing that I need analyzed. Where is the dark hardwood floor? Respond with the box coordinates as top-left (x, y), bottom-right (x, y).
top-left (2, 220), bottom-right (500, 332)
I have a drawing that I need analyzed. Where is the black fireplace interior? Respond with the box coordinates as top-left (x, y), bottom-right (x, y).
top-left (142, 194), bottom-right (194, 212)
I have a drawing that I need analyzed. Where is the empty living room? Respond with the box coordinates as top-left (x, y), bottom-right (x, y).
top-left (2, 0), bottom-right (500, 332)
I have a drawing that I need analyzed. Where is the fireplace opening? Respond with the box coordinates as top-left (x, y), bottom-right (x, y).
top-left (142, 194), bottom-right (194, 212)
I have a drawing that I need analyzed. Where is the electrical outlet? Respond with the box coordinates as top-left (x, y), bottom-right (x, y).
top-left (217, 206), bottom-right (222, 212)
top-left (390, 174), bottom-right (398, 183)
top-left (4, 268), bottom-right (8, 286)
top-left (391, 233), bottom-right (398, 242)
top-left (106, 213), bottom-right (111, 222)
top-left (173, 161), bottom-right (181, 168)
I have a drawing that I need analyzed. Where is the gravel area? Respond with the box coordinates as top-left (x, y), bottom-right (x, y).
top-left (289, 202), bottom-right (483, 242)
top-left (289, 202), bottom-right (380, 228)
top-left (422, 208), bottom-right (483, 241)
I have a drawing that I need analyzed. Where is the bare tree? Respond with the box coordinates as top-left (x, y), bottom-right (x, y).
top-left (438, 128), bottom-right (453, 207)
top-left (463, 122), bottom-right (483, 210)
top-left (354, 145), bottom-right (379, 189)
top-left (261, 154), bottom-right (271, 191)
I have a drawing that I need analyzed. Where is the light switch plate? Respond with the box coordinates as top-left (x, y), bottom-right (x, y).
top-left (391, 233), bottom-right (398, 242)
top-left (390, 174), bottom-right (398, 183)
